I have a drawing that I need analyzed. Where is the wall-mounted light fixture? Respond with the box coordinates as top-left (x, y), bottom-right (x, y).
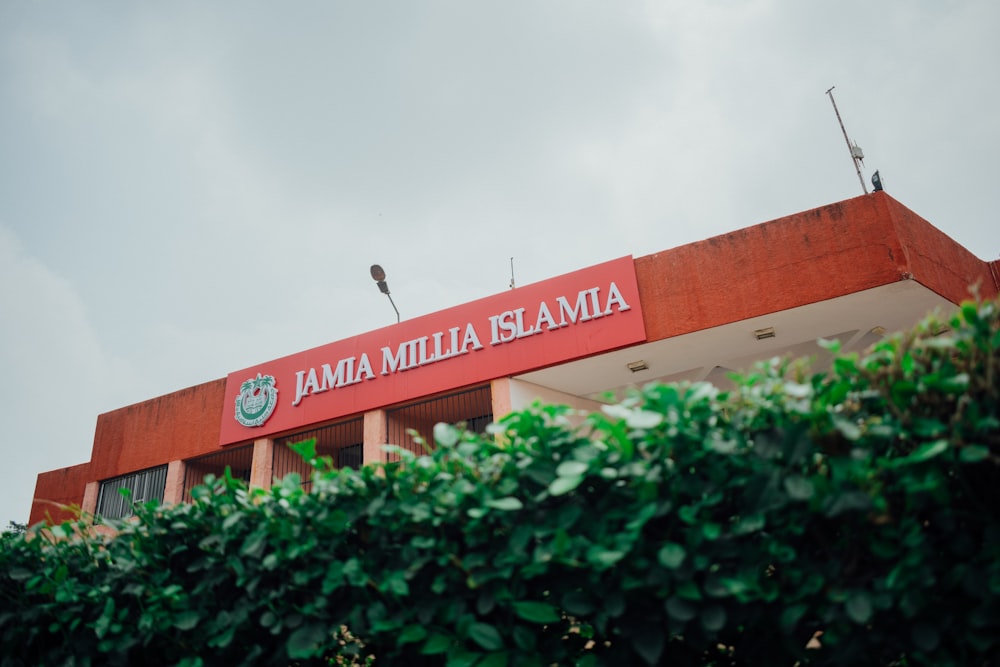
top-left (754, 327), bottom-right (776, 341)
top-left (626, 360), bottom-right (649, 373)
top-left (370, 264), bottom-right (400, 323)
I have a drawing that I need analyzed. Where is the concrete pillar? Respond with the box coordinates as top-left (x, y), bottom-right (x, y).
top-left (163, 460), bottom-right (186, 505)
top-left (363, 409), bottom-right (388, 465)
top-left (249, 438), bottom-right (274, 489)
top-left (82, 481), bottom-right (99, 516)
top-left (490, 377), bottom-right (513, 421)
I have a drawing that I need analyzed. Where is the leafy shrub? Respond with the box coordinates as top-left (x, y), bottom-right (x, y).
top-left (1, 299), bottom-right (997, 666)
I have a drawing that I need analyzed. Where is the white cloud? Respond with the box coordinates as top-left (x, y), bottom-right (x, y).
top-left (0, 225), bottom-right (140, 523)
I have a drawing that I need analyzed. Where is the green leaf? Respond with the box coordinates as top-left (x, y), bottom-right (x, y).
top-left (732, 514), bottom-right (766, 535)
top-left (435, 423), bottom-right (461, 447)
top-left (632, 627), bottom-right (665, 664)
top-left (845, 592), bottom-right (873, 625)
top-left (478, 652), bottom-right (509, 667)
top-left (832, 415), bottom-right (861, 440)
top-left (173, 611), bottom-right (201, 631)
top-left (485, 497), bottom-right (523, 511)
top-left (666, 596), bottom-right (697, 622)
top-left (94, 597), bottom-right (115, 639)
top-left (780, 604), bottom-right (807, 633)
top-left (555, 460), bottom-right (588, 477)
top-left (587, 547), bottom-right (626, 569)
top-left (960, 445), bottom-right (990, 463)
top-left (421, 633), bottom-right (453, 655)
top-left (240, 531), bottom-right (267, 559)
top-left (286, 624), bottom-right (329, 659)
top-left (676, 580), bottom-right (702, 601)
top-left (512, 625), bottom-right (536, 651)
top-left (657, 542), bottom-right (686, 569)
top-left (888, 439), bottom-right (949, 467)
top-left (784, 475), bottom-right (815, 501)
top-left (912, 418), bottom-right (946, 438)
top-left (561, 591), bottom-right (596, 616)
top-left (900, 350), bottom-right (915, 375)
top-left (717, 577), bottom-right (749, 598)
top-left (399, 624), bottom-right (428, 645)
top-left (825, 491), bottom-right (871, 517)
top-left (625, 410), bottom-right (664, 430)
top-left (513, 601), bottom-right (561, 624)
top-left (467, 622), bottom-right (504, 651)
top-left (700, 605), bottom-right (727, 633)
top-left (446, 649), bottom-right (481, 667)
top-left (289, 438), bottom-right (317, 464)
top-left (548, 475), bottom-right (583, 496)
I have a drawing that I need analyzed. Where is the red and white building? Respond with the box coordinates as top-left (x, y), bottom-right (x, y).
top-left (29, 193), bottom-right (999, 525)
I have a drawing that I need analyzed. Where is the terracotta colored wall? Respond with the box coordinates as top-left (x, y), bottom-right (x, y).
top-left (636, 193), bottom-right (909, 341)
top-left (88, 379), bottom-right (227, 482)
top-left (635, 193), bottom-right (994, 341)
top-left (29, 462), bottom-right (91, 525)
top-left (881, 196), bottom-right (998, 302)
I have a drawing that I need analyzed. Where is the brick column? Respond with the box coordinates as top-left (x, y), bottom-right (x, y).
top-left (490, 377), bottom-right (513, 421)
top-left (250, 438), bottom-right (275, 489)
top-left (363, 409), bottom-right (388, 465)
top-left (82, 481), bottom-right (99, 516)
top-left (490, 377), bottom-right (513, 447)
top-left (162, 460), bottom-right (186, 505)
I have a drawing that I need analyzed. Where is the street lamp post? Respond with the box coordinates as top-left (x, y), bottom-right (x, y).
top-left (370, 264), bottom-right (400, 323)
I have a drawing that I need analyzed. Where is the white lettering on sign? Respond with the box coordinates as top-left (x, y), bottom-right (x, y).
top-left (380, 323), bottom-right (483, 376)
top-left (490, 282), bottom-right (631, 345)
top-left (293, 353), bottom-right (376, 406)
top-left (290, 282), bottom-right (631, 408)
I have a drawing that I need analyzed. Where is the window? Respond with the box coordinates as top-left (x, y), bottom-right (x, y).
top-left (95, 465), bottom-right (168, 520)
top-left (385, 385), bottom-right (493, 462)
top-left (274, 417), bottom-right (364, 490)
top-left (182, 445), bottom-right (254, 500)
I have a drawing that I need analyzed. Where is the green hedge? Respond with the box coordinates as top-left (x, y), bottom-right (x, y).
top-left (2, 298), bottom-right (997, 666)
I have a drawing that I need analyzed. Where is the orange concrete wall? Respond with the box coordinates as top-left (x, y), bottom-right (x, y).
top-left (29, 462), bottom-right (91, 525)
top-left (881, 196), bottom-right (998, 302)
top-left (635, 192), bottom-right (993, 341)
top-left (88, 379), bottom-right (227, 482)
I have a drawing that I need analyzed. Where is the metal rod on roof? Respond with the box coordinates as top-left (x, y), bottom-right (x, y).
top-left (826, 86), bottom-right (869, 195)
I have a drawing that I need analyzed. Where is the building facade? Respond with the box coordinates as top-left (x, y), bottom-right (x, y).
top-left (29, 193), bottom-right (999, 525)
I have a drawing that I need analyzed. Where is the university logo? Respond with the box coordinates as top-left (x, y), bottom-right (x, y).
top-left (235, 373), bottom-right (278, 427)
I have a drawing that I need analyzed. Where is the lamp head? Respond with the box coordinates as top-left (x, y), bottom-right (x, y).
top-left (370, 264), bottom-right (391, 295)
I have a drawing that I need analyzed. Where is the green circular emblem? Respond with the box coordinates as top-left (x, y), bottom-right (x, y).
top-left (235, 373), bottom-right (278, 427)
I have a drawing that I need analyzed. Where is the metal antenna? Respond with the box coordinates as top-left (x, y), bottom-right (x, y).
top-left (825, 86), bottom-right (868, 195)
top-left (509, 257), bottom-right (516, 290)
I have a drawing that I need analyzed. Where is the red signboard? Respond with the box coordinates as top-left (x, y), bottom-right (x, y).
top-left (219, 256), bottom-right (645, 445)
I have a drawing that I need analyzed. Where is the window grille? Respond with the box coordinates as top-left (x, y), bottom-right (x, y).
top-left (274, 417), bottom-right (364, 491)
top-left (182, 444), bottom-right (254, 500)
top-left (385, 385), bottom-right (493, 462)
top-left (95, 465), bottom-right (168, 520)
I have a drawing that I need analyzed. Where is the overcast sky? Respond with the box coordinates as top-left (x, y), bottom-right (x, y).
top-left (2, 2), bottom-right (997, 525)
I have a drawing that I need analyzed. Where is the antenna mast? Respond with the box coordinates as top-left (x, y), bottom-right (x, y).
top-left (825, 86), bottom-right (868, 195)
top-left (509, 257), bottom-right (516, 289)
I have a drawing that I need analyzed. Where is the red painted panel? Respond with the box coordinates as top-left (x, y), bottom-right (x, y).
top-left (219, 256), bottom-right (645, 445)
top-left (29, 462), bottom-right (91, 526)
